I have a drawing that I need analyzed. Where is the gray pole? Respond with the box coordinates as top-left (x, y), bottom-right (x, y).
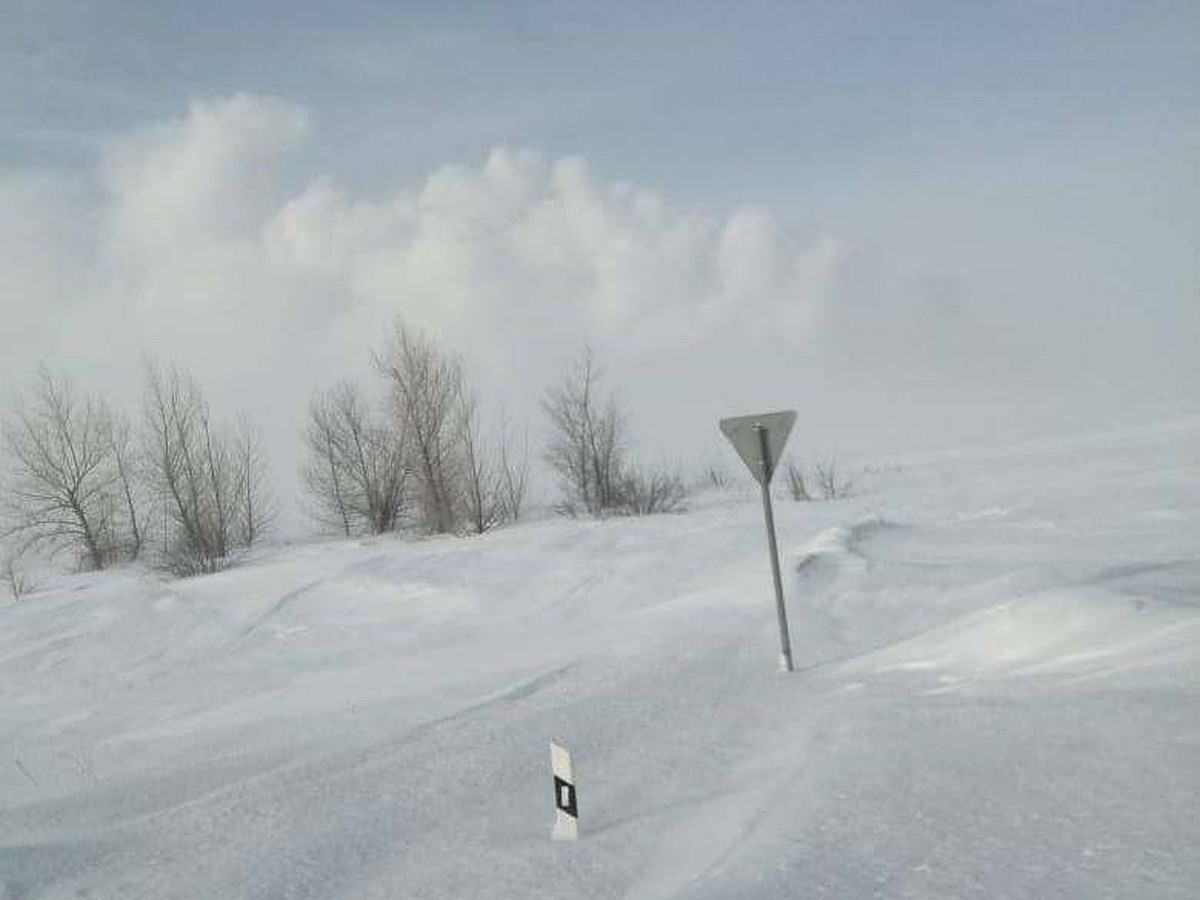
top-left (756, 425), bottom-right (794, 673)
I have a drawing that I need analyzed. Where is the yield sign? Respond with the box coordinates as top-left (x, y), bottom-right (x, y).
top-left (719, 410), bottom-right (796, 485)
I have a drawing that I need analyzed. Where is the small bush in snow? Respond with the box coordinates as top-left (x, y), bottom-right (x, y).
top-left (814, 456), bottom-right (853, 500)
top-left (618, 467), bottom-right (689, 515)
top-left (3, 552), bottom-right (34, 600)
top-left (543, 350), bottom-right (688, 517)
top-left (784, 458), bottom-right (811, 501)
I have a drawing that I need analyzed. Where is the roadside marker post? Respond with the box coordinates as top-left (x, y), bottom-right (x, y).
top-left (550, 741), bottom-right (578, 840)
top-left (719, 410), bottom-right (797, 673)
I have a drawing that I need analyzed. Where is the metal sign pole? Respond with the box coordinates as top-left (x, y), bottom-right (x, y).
top-left (719, 409), bottom-right (797, 673)
top-left (756, 425), bottom-right (794, 673)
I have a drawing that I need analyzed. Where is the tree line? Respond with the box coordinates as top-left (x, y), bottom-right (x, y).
top-left (1, 363), bottom-right (272, 577)
top-left (1, 320), bottom-right (688, 586)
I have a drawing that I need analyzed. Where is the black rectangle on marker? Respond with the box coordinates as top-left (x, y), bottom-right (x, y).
top-left (553, 776), bottom-right (577, 818)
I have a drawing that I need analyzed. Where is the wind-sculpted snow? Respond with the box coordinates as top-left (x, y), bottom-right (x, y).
top-left (1, 420), bottom-right (1198, 898)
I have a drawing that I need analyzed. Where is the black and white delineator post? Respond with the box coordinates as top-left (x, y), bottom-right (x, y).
top-left (719, 410), bottom-right (797, 673)
top-left (550, 741), bottom-right (578, 840)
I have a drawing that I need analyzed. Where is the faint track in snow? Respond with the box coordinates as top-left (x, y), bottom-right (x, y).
top-left (1080, 558), bottom-right (1200, 608)
top-left (239, 575), bottom-right (329, 639)
top-left (13, 755), bottom-right (38, 789)
top-left (393, 662), bottom-right (576, 741)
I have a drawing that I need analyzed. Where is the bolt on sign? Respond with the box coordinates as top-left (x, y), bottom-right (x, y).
top-left (719, 410), bottom-right (797, 672)
top-left (550, 741), bottom-right (578, 840)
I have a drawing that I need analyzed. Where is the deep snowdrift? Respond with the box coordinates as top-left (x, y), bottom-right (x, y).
top-left (2, 420), bottom-right (1198, 899)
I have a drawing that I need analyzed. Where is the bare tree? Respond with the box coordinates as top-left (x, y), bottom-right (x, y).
top-left (304, 388), bottom-right (355, 537)
top-left (542, 349), bottom-right (627, 516)
top-left (109, 414), bottom-right (146, 558)
top-left (142, 364), bottom-right (268, 575)
top-left (1, 369), bottom-right (126, 570)
top-left (301, 381), bottom-right (408, 536)
top-left (142, 364), bottom-right (217, 573)
top-left (498, 413), bottom-right (529, 523)
top-left (233, 414), bottom-right (274, 546)
top-left (376, 321), bottom-right (465, 534)
top-left (458, 389), bottom-right (504, 534)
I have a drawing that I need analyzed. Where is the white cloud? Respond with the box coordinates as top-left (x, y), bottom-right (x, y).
top-left (101, 93), bottom-right (309, 258)
top-left (263, 146), bottom-right (868, 373)
top-left (10, 92), bottom-right (1177, 530)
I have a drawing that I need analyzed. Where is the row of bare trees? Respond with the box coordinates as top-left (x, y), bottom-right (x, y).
top-left (1, 365), bottom-right (272, 577)
top-left (2, 322), bottom-right (693, 588)
top-left (301, 326), bottom-right (683, 540)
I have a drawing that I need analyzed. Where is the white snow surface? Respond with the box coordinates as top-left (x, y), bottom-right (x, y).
top-left (2, 420), bottom-right (1199, 899)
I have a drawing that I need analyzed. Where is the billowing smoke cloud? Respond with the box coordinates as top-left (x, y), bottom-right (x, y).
top-left (0, 93), bottom-right (1099, 528)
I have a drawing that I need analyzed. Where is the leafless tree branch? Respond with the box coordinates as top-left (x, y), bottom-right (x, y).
top-left (1, 368), bottom-right (129, 570)
top-left (141, 363), bottom-right (270, 575)
top-left (376, 320), bottom-right (465, 534)
top-left (301, 380), bottom-right (408, 536)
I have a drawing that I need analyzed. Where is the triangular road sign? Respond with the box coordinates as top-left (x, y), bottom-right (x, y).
top-left (719, 410), bottom-right (796, 485)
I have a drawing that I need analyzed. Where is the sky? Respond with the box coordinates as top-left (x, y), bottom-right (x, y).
top-left (1, 1), bottom-right (1197, 523)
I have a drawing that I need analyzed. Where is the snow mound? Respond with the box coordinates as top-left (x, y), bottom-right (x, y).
top-left (858, 585), bottom-right (1200, 687)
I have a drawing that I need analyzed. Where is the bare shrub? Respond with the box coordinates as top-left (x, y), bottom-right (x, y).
top-left (702, 465), bottom-right (729, 489)
top-left (543, 350), bottom-right (689, 517)
top-left (619, 466), bottom-right (689, 515)
top-left (458, 389), bottom-right (504, 534)
top-left (377, 321), bottom-right (465, 534)
top-left (109, 415), bottom-right (146, 559)
top-left (814, 456), bottom-right (853, 500)
top-left (1, 369), bottom-right (128, 570)
top-left (233, 414), bottom-right (275, 546)
top-left (3, 552), bottom-right (35, 600)
top-left (302, 381), bottom-right (407, 537)
top-left (498, 414), bottom-right (529, 523)
top-left (142, 364), bottom-right (270, 575)
top-left (785, 458), bottom-right (811, 501)
top-left (543, 349), bottom-right (627, 516)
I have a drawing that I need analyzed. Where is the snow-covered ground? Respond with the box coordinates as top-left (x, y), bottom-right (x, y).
top-left (2, 419), bottom-right (1198, 899)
